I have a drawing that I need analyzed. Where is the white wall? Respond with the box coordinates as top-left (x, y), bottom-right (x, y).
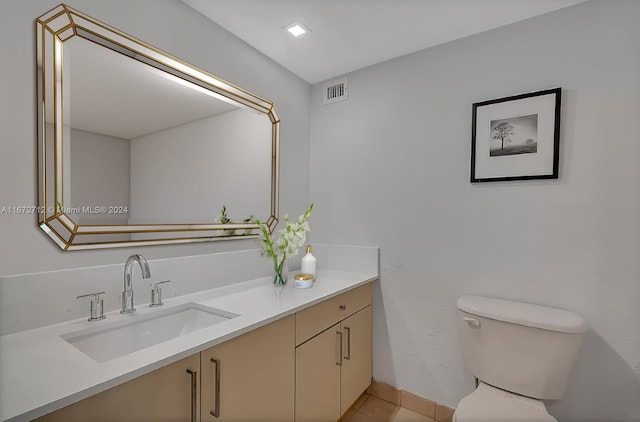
top-left (129, 109), bottom-right (271, 223)
top-left (0, 0), bottom-right (310, 276)
top-left (309, 1), bottom-right (640, 421)
top-left (70, 128), bottom-right (130, 224)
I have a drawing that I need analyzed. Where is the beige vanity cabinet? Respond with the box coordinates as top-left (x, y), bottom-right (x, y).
top-left (339, 306), bottom-right (373, 415)
top-left (200, 315), bottom-right (295, 421)
top-left (295, 284), bottom-right (372, 421)
top-left (295, 321), bottom-right (342, 421)
top-left (34, 353), bottom-right (201, 422)
top-left (35, 315), bottom-right (295, 422)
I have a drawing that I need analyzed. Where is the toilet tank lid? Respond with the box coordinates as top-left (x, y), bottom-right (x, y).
top-left (457, 295), bottom-right (587, 334)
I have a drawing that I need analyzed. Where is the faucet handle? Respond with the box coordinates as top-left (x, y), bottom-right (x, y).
top-left (150, 280), bottom-right (171, 307)
top-left (77, 291), bottom-right (106, 321)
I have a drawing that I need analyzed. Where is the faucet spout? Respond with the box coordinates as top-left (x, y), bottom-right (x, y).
top-left (121, 254), bottom-right (151, 314)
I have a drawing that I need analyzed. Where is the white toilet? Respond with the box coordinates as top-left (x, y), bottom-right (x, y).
top-left (453, 295), bottom-right (587, 422)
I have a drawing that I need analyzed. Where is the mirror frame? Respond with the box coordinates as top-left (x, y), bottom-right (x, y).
top-left (36, 4), bottom-right (280, 251)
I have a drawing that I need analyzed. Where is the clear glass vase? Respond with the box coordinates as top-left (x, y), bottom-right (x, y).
top-left (273, 262), bottom-right (288, 286)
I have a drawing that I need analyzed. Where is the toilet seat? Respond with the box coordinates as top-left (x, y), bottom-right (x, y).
top-left (453, 382), bottom-right (557, 422)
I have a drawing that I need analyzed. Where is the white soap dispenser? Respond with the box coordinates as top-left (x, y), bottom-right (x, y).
top-left (300, 244), bottom-right (317, 280)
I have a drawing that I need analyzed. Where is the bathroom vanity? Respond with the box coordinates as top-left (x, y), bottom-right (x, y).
top-left (0, 270), bottom-right (375, 422)
top-left (35, 315), bottom-right (296, 422)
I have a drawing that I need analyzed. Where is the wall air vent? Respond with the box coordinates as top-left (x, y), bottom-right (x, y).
top-left (322, 77), bottom-right (348, 105)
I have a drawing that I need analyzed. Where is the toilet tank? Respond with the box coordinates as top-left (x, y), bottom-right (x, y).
top-left (457, 295), bottom-right (587, 400)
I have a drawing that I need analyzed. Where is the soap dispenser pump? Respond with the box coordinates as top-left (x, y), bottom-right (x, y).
top-left (301, 244), bottom-right (317, 280)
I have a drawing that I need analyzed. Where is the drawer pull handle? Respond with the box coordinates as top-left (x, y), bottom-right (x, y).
top-left (186, 367), bottom-right (197, 422)
top-left (336, 331), bottom-right (343, 366)
top-left (339, 304), bottom-right (346, 311)
top-left (210, 357), bottom-right (221, 418)
top-left (344, 326), bottom-right (351, 360)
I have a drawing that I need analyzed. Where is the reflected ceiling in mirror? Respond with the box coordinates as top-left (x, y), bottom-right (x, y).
top-left (36, 4), bottom-right (279, 250)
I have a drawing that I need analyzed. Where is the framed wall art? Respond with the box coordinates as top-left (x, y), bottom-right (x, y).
top-left (470, 87), bottom-right (561, 183)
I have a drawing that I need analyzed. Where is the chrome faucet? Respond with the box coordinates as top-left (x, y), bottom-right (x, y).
top-left (121, 254), bottom-right (151, 314)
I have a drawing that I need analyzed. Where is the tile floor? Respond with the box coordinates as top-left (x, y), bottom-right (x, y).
top-left (342, 393), bottom-right (437, 422)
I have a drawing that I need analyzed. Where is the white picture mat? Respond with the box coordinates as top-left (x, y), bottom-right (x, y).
top-left (474, 94), bottom-right (556, 179)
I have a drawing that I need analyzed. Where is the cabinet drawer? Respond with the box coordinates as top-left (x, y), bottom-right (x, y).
top-left (296, 283), bottom-right (371, 346)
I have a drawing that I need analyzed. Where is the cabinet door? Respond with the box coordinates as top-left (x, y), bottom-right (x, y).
top-left (340, 305), bottom-right (372, 416)
top-left (295, 323), bottom-right (341, 422)
top-left (35, 353), bottom-right (200, 422)
top-left (201, 315), bottom-right (295, 422)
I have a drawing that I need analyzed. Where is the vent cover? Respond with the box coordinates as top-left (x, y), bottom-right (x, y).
top-left (322, 77), bottom-right (348, 105)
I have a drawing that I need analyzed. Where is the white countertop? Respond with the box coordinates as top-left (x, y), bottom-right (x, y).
top-left (0, 269), bottom-right (377, 422)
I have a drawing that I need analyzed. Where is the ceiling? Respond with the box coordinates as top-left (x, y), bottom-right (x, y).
top-left (66, 37), bottom-right (237, 139)
top-left (182, 0), bottom-right (588, 84)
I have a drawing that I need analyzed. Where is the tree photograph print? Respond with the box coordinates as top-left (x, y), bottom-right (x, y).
top-left (489, 114), bottom-right (538, 157)
top-left (470, 87), bottom-right (561, 182)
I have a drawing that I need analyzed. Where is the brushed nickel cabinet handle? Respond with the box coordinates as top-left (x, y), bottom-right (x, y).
top-left (186, 367), bottom-right (197, 422)
top-left (344, 326), bottom-right (351, 360)
top-left (210, 357), bottom-right (221, 418)
top-left (336, 331), bottom-right (343, 366)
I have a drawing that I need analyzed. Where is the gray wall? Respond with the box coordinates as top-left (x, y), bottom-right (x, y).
top-left (0, 0), bottom-right (310, 275)
top-left (309, 1), bottom-right (640, 420)
top-left (69, 128), bottom-right (130, 224)
top-left (129, 110), bottom-right (271, 223)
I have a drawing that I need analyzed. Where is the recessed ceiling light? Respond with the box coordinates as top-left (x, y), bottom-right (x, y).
top-left (285, 23), bottom-right (309, 37)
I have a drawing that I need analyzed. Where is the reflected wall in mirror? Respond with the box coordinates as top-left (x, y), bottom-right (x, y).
top-left (36, 4), bottom-right (279, 250)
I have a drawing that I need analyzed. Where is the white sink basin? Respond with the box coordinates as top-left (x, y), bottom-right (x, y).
top-left (62, 302), bottom-right (238, 362)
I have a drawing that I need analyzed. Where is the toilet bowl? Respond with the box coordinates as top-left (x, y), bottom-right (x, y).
top-left (453, 382), bottom-right (556, 422)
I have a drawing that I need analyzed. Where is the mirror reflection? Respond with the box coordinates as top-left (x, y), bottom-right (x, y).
top-left (64, 37), bottom-right (272, 225)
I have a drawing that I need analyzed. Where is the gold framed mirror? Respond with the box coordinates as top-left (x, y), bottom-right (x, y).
top-left (36, 4), bottom-right (279, 251)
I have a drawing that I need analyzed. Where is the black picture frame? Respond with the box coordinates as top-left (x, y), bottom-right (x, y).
top-left (470, 87), bottom-right (561, 183)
